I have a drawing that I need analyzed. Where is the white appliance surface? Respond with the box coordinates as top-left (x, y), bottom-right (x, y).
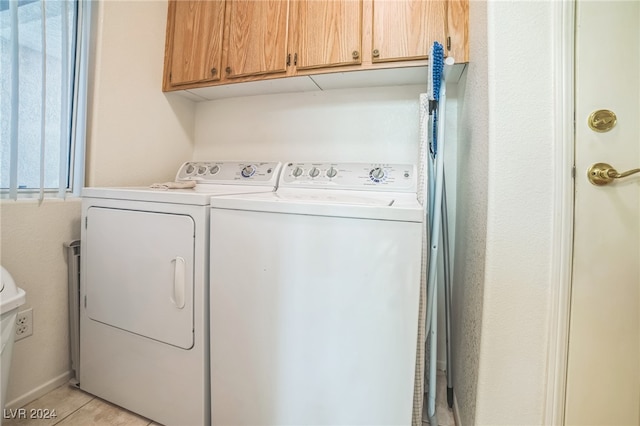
top-left (209, 162), bottom-right (423, 425)
top-left (80, 161), bottom-right (281, 426)
top-left (82, 160), bottom-right (281, 204)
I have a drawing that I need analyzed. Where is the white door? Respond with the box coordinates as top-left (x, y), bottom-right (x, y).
top-left (85, 207), bottom-right (195, 349)
top-left (565, 1), bottom-right (639, 424)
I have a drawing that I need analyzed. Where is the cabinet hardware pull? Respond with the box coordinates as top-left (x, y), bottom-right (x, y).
top-left (211, 68), bottom-right (217, 75)
top-left (171, 257), bottom-right (186, 309)
top-left (287, 54), bottom-right (291, 66)
top-left (352, 50), bottom-right (360, 60)
top-left (225, 67), bottom-right (231, 74)
top-left (372, 49), bottom-right (380, 58)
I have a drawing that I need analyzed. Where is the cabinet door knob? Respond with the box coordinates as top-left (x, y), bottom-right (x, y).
top-left (225, 67), bottom-right (231, 74)
top-left (211, 68), bottom-right (217, 75)
top-left (372, 49), bottom-right (380, 58)
top-left (352, 50), bottom-right (360, 60)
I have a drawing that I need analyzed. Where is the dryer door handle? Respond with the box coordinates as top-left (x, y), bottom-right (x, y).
top-left (171, 257), bottom-right (186, 309)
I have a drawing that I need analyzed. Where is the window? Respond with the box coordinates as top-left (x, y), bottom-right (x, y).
top-left (0, 0), bottom-right (91, 199)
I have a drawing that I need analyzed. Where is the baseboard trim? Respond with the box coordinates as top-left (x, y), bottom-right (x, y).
top-left (5, 371), bottom-right (72, 409)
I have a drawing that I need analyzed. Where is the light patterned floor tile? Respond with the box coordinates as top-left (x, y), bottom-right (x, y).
top-left (3, 384), bottom-right (93, 426)
top-left (54, 398), bottom-right (152, 426)
top-left (422, 371), bottom-right (456, 426)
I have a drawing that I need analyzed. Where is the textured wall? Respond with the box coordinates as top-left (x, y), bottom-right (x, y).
top-left (1, 199), bottom-right (81, 406)
top-left (451, 0), bottom-right (489, 424)
top-left (474, 1), bottom-right (556, 424)
top-left (453, 2), bottom-right (558, 425)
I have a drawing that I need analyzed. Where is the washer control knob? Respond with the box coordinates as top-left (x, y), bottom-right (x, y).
top-left (185, 163), bottom-right (196, 175)
top-left (197, 165), bottom-right (208, 175)
top-left (241, 165), bottom-right (256, 178)
top-left (326, 167), bottom-right (338, 178)
top-left (209, 164), bottom-right (220, 175)
top-left (308, 167), bottom-right (320, 178)
top-left (369, 167), bottom-right (386, 182)
top-left (292, 166), bottom-right (304, 177)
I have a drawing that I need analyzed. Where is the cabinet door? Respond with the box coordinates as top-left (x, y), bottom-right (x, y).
top-left (447, 0), bottom-right (469, 62)
top-left (294, 0), bottom-right (362, 71)
top-left (225, 0), bottom-right (289, 79)
top-left (165, 0), bottom-right (226, 87)
top-left (371, 0), bottom-right (446, 62)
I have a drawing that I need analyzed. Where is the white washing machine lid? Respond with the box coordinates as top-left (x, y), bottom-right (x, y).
top-left (210, 189), bottom-right (424, 222)
top-left (1, 266), bottom-right (26, 314)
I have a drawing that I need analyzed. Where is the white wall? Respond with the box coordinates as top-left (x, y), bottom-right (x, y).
top-left (453, 1), bottom-right (557, 424)
top-left (194, 85), bottom-right (427, 164)
top-left (476, 2), bottom-right (555, 423)
top-left (1, 199), bottom-right (81, 407)
top-left (85, 0), bottom-right (195, 187)
top-left (451, 0), bottom-right (489, 423)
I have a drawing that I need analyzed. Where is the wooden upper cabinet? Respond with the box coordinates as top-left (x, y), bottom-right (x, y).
top-left (447, 0), bottom-right (469, 62)
top-left (224, 0), bottom-right (289, 79)
top-left (371, 0), bottom-right (446, 63)
top-left (164, 0), bottom-right (226, 88)
top-left (162, 0), bottom-right (468, 92)
top-left (294, 0), bottom-right (362, 71)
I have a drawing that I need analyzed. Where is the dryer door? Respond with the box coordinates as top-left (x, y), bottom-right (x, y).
top-left (85, 207), bottom-right (195, 349)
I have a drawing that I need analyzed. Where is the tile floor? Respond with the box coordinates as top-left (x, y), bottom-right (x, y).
top-left (423, 371), bottom-right (456, 426)
top-left (2, 384), bottom-right (157, 426)
top-left (3, 374), bottom-right (455, 426)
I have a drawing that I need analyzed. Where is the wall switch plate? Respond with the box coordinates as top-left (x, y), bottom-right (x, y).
top-left (15, 308), bottom-right (33, 341)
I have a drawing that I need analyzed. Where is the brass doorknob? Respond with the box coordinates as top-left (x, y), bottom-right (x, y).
top-left (587, 162), bottom-right (640, 186)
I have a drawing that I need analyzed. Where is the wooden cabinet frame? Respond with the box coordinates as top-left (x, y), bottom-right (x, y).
top-left (163, 0), bottom-right (468, 92)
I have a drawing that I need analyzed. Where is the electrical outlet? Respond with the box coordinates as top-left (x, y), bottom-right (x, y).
top-left (15, 308), bottom-right (33, 341)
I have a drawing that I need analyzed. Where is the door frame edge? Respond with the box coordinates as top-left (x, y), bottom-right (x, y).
top-left (544, 1), bottom-right (575, 425)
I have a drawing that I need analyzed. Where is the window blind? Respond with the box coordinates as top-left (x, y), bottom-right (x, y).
top-left (2, 0), bottom-right (91, 200)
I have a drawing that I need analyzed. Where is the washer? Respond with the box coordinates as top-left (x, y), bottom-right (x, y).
top-left (80, 161), bottom-right (281, 426)
top-left (209, 162), bottom-right (423, 425)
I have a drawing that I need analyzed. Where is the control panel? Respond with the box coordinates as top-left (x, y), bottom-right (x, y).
top-left (175, 161), bottom-right (281, 183)
top-left (280, 162), bottom-right (416, 192)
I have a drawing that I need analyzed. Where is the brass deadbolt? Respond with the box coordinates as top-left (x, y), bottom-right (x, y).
top-left (588, 110), bottom-right (617, 132)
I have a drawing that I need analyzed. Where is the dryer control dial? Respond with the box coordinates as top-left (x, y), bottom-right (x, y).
top-left (185, 163), bottom-right (196, 175)
top-left (326, 167), bottom-right (338, 178)
top-left (241, 165), bottom-right (256, 178)
top-left (369, 167), bottom-right (386, 183)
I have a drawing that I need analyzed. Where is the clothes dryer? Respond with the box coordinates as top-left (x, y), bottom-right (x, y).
top-left (80, 161), bottom-right (281, 426)
top-left (209, 162), bottom-right (423, 425)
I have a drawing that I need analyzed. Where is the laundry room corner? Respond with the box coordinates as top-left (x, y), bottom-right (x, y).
top-left (0, 198), bottom-right (82, 408)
